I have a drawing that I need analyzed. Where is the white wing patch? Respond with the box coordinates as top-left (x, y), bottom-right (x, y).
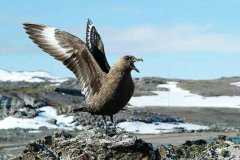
top-left (41, 27), bottom-right (72, 59)
top-left (24, 23), bottom-right (104, 101)
top-left (42, 27), bottom-right (93, 99)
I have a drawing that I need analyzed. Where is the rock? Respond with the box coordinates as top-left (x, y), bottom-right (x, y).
top-left (0, 95), bottom-right (24, 119)
top-left (73, 109), bottom-right (182, 129)
top-left (133, 77), bottom-right (167, 97)
top-left (183, 139), bottom-right (207, 146)
top-left (217, 135), bottom-right (227, 141)
top-left (55, 87), bottom-right (84, 96)
top-left (47, 119), bottom-right (57, 125)
top-left (0, 94), bottom-right (46, 119)
top-left (0, 77), bottom-right (170, 120)
top-left (32, 100), bottom-right (48, 108)
top-left (38, 126), bottom-right (49, 131)
top-left (15, 129), bottom-right (160, 160)
top-left (158, 87), bottom-right (169, 92)
top-left (159, 135), bottom-right (240, 159)
top-left (13, 107), bottom-right (38, 118)
top-left (0, 79), bottom-right (86, 119)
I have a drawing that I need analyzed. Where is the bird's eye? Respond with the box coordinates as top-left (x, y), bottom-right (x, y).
top-left (124, 56), bottom-right (131, 60)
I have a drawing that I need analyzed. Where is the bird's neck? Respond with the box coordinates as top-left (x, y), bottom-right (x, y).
top-left (111, 64), bottom-right (131, 77)
top-left (112, 60), bottom-right (132, 74)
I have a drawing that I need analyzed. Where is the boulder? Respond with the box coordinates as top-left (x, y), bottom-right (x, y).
top-left (46, 119), bottom-right (57, 125)
top-left (14, 129), bottom-right (160, 160)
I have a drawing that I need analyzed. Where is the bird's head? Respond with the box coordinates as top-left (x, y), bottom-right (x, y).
top-left (121, 55), bottom-right (143, 73)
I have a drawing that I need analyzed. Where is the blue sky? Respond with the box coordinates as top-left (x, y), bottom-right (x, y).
top-left (1, 1), bottom-right (240, 79)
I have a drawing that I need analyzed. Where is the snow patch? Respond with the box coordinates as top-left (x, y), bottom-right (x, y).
top-left (0, 106), bottom-right (209, 134)
top-left (130, 81), bottom-right (240, 108)
top-left (117, 121), bottom-right (208, 134)
top-left (0, 105), bottom-right (208, 134)
top-left (0, 106), bottom-right (82, 130)
top-left (230, 81), bottom-right (240, 87)
top-left (0, 69), bottom-right (68, 83)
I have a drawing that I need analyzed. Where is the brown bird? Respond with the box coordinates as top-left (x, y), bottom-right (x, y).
top-left (23, 20), bottom-right (143, 128)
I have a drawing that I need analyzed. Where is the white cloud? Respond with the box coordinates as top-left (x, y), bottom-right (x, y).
top-left (101, 25), bottom-right (240, 54)
top-left (3, 24), bottom-right (239, 55)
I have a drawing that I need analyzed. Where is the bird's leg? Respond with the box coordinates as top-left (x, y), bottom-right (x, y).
top-left (110, 115), bottom-right (116, 128)
top-left (92, 114), bottom-right (97, 126)
top-left (102, 115), bottom-right (108, 133)
top-left (93, 114), bottom-right (96, 120)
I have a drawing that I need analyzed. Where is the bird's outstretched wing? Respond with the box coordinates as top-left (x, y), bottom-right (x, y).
top-left (86, 19), bottom-right (110, 73)
top-left (23, 23), bottom-right (105, 101)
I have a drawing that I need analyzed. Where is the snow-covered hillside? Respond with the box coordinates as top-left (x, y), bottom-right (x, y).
top-left (0, 69), bottom-right (68, 83)
top-left (130, 81), bottom-right (240, 108)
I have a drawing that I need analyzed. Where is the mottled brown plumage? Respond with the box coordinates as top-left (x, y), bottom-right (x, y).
top-left (23, 21), bottom-right (142, 126)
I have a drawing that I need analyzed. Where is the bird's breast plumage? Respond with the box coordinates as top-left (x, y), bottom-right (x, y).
top-left (89, 69), bottom-right (134, 115)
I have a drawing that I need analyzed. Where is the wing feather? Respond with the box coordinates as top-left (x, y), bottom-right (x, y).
top-left (86, 19), bottom-right (110, 73)
top-left (23, 23), bottom-right (105, 101)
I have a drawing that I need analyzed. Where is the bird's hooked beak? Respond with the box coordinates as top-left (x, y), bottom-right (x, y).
top-left (132, 57), bottom-right (143, 73)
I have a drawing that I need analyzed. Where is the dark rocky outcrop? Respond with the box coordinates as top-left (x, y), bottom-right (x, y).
top-left (133, 77), bottom-right (167, 97)
top-left (0, 77), bottom-right (169, 120)
top-left (0, 95), bottom-right (37, 119)
top-left (14, 129), bottom-right (160, 160)
top-left (158, 135), bottom-right (240, 159)
top-left (73, 109), bottom-right (182, 128)
top-left (0, 79), bottom-right (84, 119)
